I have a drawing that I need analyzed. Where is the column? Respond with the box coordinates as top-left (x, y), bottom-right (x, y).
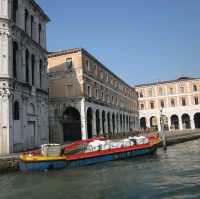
top-left (190, 114), bottom-right (195, 129)
top-left (80, 99), bottom-right (87, 139)
top-left (147, 117), bottom-right (150, 129)
top-left (179, 115), bottom-right (183, 130)
top-left (158, 115), bottom-right (161, 132)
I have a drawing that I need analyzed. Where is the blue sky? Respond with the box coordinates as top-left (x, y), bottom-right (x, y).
top-left (36, 0), bottom-right (200, 85)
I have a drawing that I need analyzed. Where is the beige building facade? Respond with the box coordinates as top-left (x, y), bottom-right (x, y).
top-left (0, 0), bottom-right (49, 154)
top-left (135, 77), bottom-right (200, 132)
top-left (48, 48), bottom-right (139, 143)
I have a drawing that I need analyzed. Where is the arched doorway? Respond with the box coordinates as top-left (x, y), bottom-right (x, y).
top-left (62, 107), bottom-right (81, 142)
top-left (170, 115), bottom-right (179, 130)
top-left (116, 113), bottom-right (119, 133)
top-left (140, 117), bottom-right (146, 129)
top-left (102, 111), bottom-right (105, 134)
top-left (87, 107), bottom-right (93, 138)
top-left (107, 112), bottom-right (111, 133)
top-left (182, 114), bottom-right (191, 129)
top-left (150, 116), bottom-right (158, 131)
top-left (194, 113), bottom-right (200, 128)
top-left (96, 110), bottom-right (100, 136)
top-left (120, 114), bottom-right (122, 132)
top-left (112, 113), bottom-right (115, 134)
top-left (160, 115), bottom-right (169, 131)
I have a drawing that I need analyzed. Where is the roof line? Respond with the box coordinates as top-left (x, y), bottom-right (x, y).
top-left (48, 48), bottom-right (135, 91)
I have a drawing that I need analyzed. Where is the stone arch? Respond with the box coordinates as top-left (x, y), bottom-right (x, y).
top-left (170, 115), bottom-right (179, 130)
top-left (87, 107), bottom-right (93, 138)
top-left (102, 110), bottom-right (105, 134)
top-left (120, 114), bottom-right (123, 132)
top-left (182, 114), bottom-right (191, 129)
top-left (96, 109), bottom-right (100, 136)
top-left (112, 113), bottom-right (115, 134)
top-left (107, 112), bottom-right (111, 133)
top-left (140, 117), bottom-right (146, 129)
top-left (116, 113), bottom-right (119, 133)
top-left (62, 106), bottom-right (81, 141)
top-left (150, 116), bottom-right (158, 131)
top-left (194, 113), bottom-right (200, 128)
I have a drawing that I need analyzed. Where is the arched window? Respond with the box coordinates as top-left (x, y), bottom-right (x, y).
top-left (38, 23), bottom-right (42, 44)
top-left (13, 41), bottom-right (18, 78)
top-left (31, 15), bottom-right (34, 38)
top-left (13, 101), bottom-right (20, 120)
top-left (31, 54), bottom-right (35, 85)
top-left (39, 60), bottom-right (43, 88)
top-left (25, 49), bottom-right (29, 83)
top-left (24, 9), bottom-right (29, 33)
top-left (12, 0), bottom-right (18, 22)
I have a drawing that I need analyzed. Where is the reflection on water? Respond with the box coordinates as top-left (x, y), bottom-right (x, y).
top-left (1, 140), bottom-right (200, 199)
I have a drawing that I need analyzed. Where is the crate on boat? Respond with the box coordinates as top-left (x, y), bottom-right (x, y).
top-left (41, 144), bottom-right (61, 157)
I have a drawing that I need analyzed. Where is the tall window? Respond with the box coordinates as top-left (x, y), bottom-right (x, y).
top-left (25, 9), bottom-right (28, 33)
top-left (180, 86), bottom-right (184, 93)
top-left (13, 101), bottom-right (20, 120)
top-left (194, 97), bottom-right (199, 105)
top-left (182, 98), bottom-right (186, 106)
top-left (31, 54), bottom-right (35, 85)
top-left (31, 16), bottom-right (34, 39)
top-left (87, 85), bottom-right (91, 97)
top-left (13, 41), bottom-right (18, 79)
top-left (160, 100), bottom-right (164, 108)
top-left (193, 85), bottom-right (197, 92)
top-left (140, 104), bottom-right (144, 110)
top-left (38, 23), bottom-right (42, 44)
top-left (158, 87), bottom-right (163, 96)
top-left (25, 49), bottom-right (29, 83)
top-left (150, 101), bottom-right (154, 109)
top-left (65, 58), bottom-right (72, 71)
top-left (148, 89), bottom-right (153, 97)
top-left (39, 60), bottom-right (42, 88)
top-left (12, 0), bottom-right (18, 23)
top-left (171, 99), bottom-right (175, 107)
top-left (169, 87), bottom-right (173, 95)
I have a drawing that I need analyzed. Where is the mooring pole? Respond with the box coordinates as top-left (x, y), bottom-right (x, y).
top-left (160, 109), bottom-right (167, 150)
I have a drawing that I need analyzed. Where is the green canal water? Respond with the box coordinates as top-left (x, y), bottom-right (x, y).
top-left (1, 139), bottom-right (200, 199)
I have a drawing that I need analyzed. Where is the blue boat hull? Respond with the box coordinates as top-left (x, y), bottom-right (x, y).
top-left (19, 145), bottom-right (157, 172)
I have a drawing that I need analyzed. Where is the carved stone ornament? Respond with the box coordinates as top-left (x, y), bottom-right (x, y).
top-left (0, 88), bottom-right (13, 98)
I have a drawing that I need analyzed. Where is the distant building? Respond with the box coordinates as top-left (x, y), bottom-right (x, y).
top-left (135, 77), bottom-right (200, 131)
top-left (48, 48), bottom-right (139, 143)
top-left (0, 0), bottom-right (49, 154)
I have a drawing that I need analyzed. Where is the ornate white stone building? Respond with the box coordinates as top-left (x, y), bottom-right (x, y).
top-left (0, 0), bottom-right (49, 155)
top-left (135, 77), bottom-right (200, 132)
top-left (48, 48), bottom-right (139, 143)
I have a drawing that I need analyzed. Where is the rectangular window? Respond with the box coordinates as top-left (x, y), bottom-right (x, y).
top-left (169, 87), bottom-right (173, 95)
top-left (12, 0), bottom-right (18, 23)
top-left (171, 99), bottom-right (175, 107)
top-left (180, 86), bottom-right (184, 93)
top-left (149, 89), bottom-right (153, 97)
top-left (87, 85), bottom-right (91, 97)
top-left (150, 102), bottom-right (154, 109)
top-left (65, 58), bottom-right (72, 71)
top-left (25, 9), bottom-right (28, 33)
top-left (86, 60), bottom-right (90, 71)
top-left (182, 98), bottom-right (186, 106)
top-left (140, 104), bottom-right (144, 110)
top-left (194, 97), bottom-right (199, 105)
top-left (160, 100), bottom-right (164, 108)
top-left (67, 84), bottom-right (73, 96)
top-left (31, 55), bottom-right (35, 86)
top-left (96, 89), bottom-right (98, 99)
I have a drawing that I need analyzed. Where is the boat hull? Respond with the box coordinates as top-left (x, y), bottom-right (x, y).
top-left (19, 144), bottom-right (157, 172)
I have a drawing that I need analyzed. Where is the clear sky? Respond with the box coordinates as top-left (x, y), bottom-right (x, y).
top-left (36, 0), bottom-right (200, 85)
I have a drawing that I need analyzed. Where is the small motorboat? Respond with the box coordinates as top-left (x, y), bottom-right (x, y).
top-left (19, 135), bottom-right (161, 172)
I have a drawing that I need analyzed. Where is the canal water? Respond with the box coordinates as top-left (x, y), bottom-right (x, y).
top-left (1, 140), bottom-right (200, 199)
